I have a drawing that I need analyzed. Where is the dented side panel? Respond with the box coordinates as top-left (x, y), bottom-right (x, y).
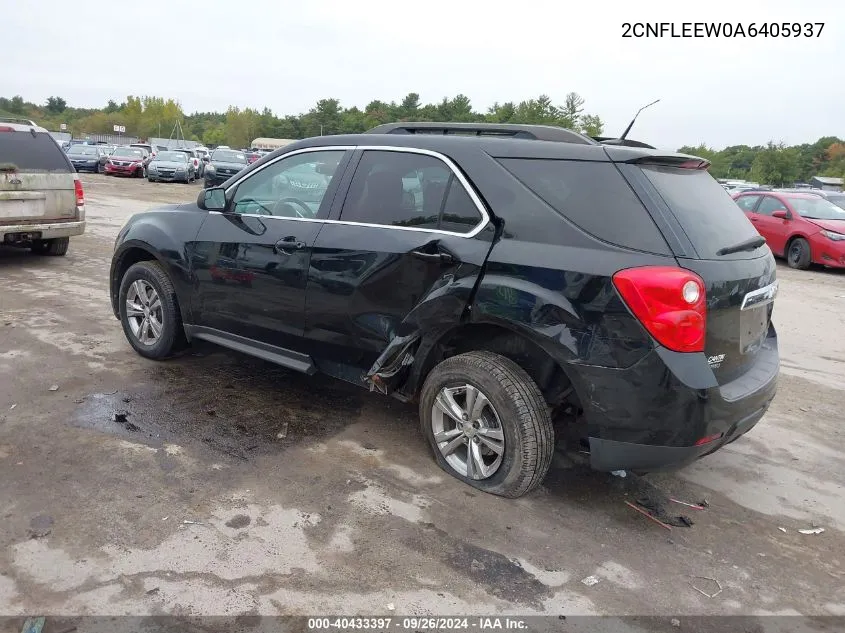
top-left (304, 221), bottom-right (497, 375)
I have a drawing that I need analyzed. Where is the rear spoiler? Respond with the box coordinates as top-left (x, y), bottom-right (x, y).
top-left (591, 136), bottom-right (657, 149)
top-left (632, 155), bottom-right (711, 170)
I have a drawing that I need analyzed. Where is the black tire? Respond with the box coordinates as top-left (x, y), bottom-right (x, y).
top-left (787, 237), bottom-right (812, 270)
top-left (31, 237), bottom-right (69, 256)
top-left (118, 261), bottom-right (186, 359)
top-left (419, 351), bottom-right (553, 498)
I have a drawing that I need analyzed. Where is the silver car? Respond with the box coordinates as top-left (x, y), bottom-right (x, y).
top-left (0, 117), bottom-right (85, 255)
top-left (147, 151), bottom-right (196, 183)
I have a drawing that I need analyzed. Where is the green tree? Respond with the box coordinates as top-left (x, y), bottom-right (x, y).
top-left (45, 96), bottom-right (67, 114)
top-left (750, 142), bottom-right (801, 187)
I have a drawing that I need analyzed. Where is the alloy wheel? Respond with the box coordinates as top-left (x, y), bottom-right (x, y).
top-left (431, 384), bottom-right (505, 480)
top-left (125, 280), bottom-right (163, 346)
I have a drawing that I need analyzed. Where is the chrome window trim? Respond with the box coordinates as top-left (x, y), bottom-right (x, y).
top-left (740, 280), bottom-right (779, 311)
top-left (215, 144), bottom-right (491, 238)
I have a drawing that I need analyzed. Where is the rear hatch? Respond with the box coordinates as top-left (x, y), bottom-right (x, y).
top-left (619, 156), bottom-right (777, 385)
top-left (0, 127), bottom-right (78, 224)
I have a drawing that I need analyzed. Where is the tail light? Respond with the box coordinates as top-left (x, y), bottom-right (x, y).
top-left (612, 266), bottom-right (706, 353)
top-left (74, 176), bottom-right (85, 207)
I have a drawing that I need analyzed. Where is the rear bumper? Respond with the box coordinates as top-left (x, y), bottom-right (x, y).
top-left (1, 220), bottom-right (86, 241)
top-left (572, 326), bottom-right (779, 472)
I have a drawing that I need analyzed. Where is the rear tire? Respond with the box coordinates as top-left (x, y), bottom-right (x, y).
top-left (31, 237), bottom-right (69, 256)
top-left (787, 237), bottom-right (812, 270)
top-left (118, 261), bottom-right (186, 360)
top-left (419, 351), bottom-right (554, 498)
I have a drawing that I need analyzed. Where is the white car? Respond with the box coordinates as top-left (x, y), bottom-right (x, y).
top-left (0, 117), bottom-right (85, 255)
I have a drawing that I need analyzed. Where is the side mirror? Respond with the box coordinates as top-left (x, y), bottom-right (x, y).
top-left (199, 187), bottom-right (226, 211)
top-left (772, 209), bottom-right (789, 219)
top-left (202, 156), bottom-right (210, 163)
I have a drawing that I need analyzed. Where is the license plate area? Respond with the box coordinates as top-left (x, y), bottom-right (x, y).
top-left (739, 305), bottom-right (768, 353)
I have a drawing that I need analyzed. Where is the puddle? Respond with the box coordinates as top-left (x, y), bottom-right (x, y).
top-left (70, 346), bottom-right (365, 459)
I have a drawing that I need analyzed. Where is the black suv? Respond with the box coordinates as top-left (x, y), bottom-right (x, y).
top-left (203, 148), bottom-right (249, 188)
top-left (110, 123), bottom-right (779, 498)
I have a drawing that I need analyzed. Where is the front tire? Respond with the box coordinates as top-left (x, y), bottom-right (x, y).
top-left (31, 237), bottom-right (70, 256)
top-left (118, 261), bottom-right (185, 359)
top-left (419, 351), bottom-right (553, 498)
top-left (787, 237), bottom-right (812, 270)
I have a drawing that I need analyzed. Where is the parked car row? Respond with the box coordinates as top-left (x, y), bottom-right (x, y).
top-left (732, 188), bottom-right (845, 269)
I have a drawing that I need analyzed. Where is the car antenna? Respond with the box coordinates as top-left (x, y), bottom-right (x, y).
top-left (619, 99), bottom-right (660, 142)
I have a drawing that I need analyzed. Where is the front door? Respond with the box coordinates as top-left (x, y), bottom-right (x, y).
top-left (754, 195), bottom-right (791, 256)
top-left (188, 148), bottom-right (352, 351)
top-left (304, 148), bottom-right (495, 370)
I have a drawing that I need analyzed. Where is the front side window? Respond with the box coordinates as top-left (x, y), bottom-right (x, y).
top-left (230, 150), bottom-right (346, 218)
top-left (339, 150), bottom-right (483, 233)
top-left (756, 196), bottom-right (789, 216)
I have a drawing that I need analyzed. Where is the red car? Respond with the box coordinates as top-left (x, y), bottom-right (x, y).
top-left (733, 190), bottom-right (845, 269)
top-left (104, 146), bottom-right (148, 178)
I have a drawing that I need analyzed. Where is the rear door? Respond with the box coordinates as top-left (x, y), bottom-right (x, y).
top-left (0, 127), bottom-right (78, 226)
top-left (620, 161), bottom-right (777, 385)
top-left (304, 147), bottom-right (494, 369)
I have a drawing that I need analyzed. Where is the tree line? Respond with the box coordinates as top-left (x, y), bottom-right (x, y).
top-left (2, 93), bottom-right (842, 185)
top-left (679, 139), bottom-right (845, 186)
top-left (0, 92), bottom-right (604, 149)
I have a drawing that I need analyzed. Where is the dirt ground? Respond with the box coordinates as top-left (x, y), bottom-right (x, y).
top-left (1, 174), bottom-right (844, 620)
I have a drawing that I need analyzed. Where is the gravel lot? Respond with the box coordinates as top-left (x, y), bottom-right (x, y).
top-left (1, 174), bottom-right (844, 619)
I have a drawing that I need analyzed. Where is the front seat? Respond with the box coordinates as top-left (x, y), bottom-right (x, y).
top-left (358, 170), bottom-right (405, 225)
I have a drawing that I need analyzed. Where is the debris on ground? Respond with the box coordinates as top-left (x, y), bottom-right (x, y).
top-left (610, 470), bottom-right (627, 478)
top-left (122, 395), bottom-right (132, 403)
top-left (625, 500), bottom-right (673, 530)
top-left (20, 617), bottom-right (45, 633)
top-left (276, 422), bottom-right (289, 439)
top-left (669, 498), bottom-right (707, 510)
top-left (386, 603), bottom-right (396, 611)
top-left (28, 515), bottom-right (54, 539)
top-left (689, 576), bottom-right (722, 599)
top-left (671, 618), bottom-right (680, 628)
top-left (581, 575), bottom-right (601, 587)
top-left (146, 587), bottom-right (160, 595)
top-left (798, 527), bottom-right (825, 535)
top-left (73, 398), bottom-right (84, 404)
top-left (182, 520), bottom-right (205, 526)
top-left (778, 527), bottom-right (788, 533)
top-left (9, 403), bottom-right (16, 410)
top-left (113, 411), bottom-right (129, 423)
top-left (48, 385), bottom-right (59, 392)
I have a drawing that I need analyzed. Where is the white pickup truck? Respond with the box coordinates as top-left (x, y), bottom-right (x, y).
top-left (0, 118), bottom-right (86, 256)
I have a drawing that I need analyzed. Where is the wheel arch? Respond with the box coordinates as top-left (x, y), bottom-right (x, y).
top-left (400, 321), bottom-right (580, 410)
top-left (110, 240), bottom-right (186, 322)
top-left (785, 232), bottom-right (814, 263)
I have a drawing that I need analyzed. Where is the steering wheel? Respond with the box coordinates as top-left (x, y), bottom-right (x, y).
top-left (272, 197), bottom-right (314, 218)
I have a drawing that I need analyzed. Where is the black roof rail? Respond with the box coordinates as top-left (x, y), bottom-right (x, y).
top-left (0, 116), bottom-right (39, 127)
top-left (366, 122), bottom-right (598, 145)
top-left (591, 136), bottom-right (657, 149)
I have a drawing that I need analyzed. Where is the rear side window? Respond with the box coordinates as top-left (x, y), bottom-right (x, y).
top-left (0, 131), bottom-right (72, 172)
top-left (498, 158), bottom-right (670, 254)
top-left (640, 166), bottom-right (760, 259)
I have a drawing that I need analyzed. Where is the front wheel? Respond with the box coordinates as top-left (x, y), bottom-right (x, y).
top-left (118, 261), bottom-right (186, 359)
top-left (787, 237), bottom-right (812, 270)
top-left (419, 351), bottom-right (554, 498)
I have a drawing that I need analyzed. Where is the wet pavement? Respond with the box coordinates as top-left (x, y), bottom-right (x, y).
top-left (1, 174), bottom-right (844, 619)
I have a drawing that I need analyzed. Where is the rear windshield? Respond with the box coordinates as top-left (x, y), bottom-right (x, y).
top-left (68, 146), bottom-right (99, 156)
top-left (498, 158), bottom-right (670, 254)
top-left (641, 165), bottom-right (761, 259)
top-left (0, 131), bottom-right (72, 172)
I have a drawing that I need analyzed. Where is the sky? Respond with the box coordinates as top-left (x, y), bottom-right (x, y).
top-left (1, 0), bottom-right (841, 150)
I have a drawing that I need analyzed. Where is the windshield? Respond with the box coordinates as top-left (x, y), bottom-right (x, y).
top-left (212, 150), bottom-right (246, 163)
top-left (824, 194), bottom-right (845, 210)
top-left (68, 146), bottom-right (99, 156)
top-left (154, 151), bottom-right (187, 162)
top-left (787, 196), bottom-right (845, 220)
top-left (112, 148), bottom-right (144, 158)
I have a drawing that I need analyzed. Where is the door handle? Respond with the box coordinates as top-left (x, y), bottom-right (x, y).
top-left (411, 249), bottom-right (456, 265)
top-left (274, 236), bottom-right (306, 254)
